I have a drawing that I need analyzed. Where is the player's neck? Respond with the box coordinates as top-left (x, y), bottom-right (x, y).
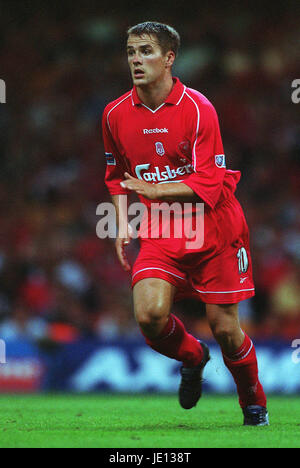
top-left (136, 74), bottom-right (174, 111)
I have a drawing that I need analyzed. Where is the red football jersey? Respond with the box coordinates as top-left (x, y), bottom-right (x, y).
top-left (102, 77), bottom-right (241, 210)
top-left (102, 77), bottom-right (255, 303)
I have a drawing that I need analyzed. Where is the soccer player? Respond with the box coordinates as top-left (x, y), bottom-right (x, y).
top-left (102, 22), bottom-right (268, 426)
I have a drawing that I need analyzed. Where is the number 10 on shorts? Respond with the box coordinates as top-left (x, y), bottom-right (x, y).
top-left (237, 247), bottom-right (249, 274)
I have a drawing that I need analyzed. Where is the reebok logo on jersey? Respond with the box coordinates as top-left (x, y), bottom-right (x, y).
top-left (143, 128), bottom-right (168, 134)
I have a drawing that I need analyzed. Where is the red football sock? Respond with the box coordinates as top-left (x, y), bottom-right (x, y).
top-left (222, 333), bottom-right (267, 409)
top-left (141, 314), bottom-right (204, 368)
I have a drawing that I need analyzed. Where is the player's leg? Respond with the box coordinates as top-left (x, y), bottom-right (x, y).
top-left (133, 277), bottom-right (175, 339)
top-left (206, 303), bottom-right (244, 355)
top-left (206, 303), bottom-right (268, 424)
top-left (133, 278), bottom-right (204, 367)
top-left (134, 277), bottom-right (210, 409)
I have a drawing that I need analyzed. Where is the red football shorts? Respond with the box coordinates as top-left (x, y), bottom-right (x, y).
top-left (131, 196), bottom-right (255, 304)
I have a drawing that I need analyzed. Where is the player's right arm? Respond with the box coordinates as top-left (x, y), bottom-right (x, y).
top-left (111, 194), bottom-right (133, 272)
top-left (102, 105), bottom-right (132, 272)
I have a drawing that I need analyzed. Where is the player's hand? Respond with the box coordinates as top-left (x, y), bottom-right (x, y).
top-left (115, 223), bottom-right (133, 272)
top-left (120, 173), bottom-right (158, 200)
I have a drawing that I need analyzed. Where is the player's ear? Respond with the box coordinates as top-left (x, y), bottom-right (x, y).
top-left (165, 51), bottom-right (175, 68)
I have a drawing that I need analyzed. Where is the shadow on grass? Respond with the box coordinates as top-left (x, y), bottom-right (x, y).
top-left (94, 422), bottom-right (240, 432)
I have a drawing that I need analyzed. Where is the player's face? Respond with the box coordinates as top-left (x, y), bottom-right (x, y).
top-left (127, 34), bottom-right (173, 87)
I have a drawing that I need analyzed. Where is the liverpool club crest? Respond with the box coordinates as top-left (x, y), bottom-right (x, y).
top-left (155, 142), bottom-right (165, 156)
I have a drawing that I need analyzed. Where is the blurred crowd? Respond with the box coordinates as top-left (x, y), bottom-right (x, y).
top-left (0, 0), bottom-right (299, 347)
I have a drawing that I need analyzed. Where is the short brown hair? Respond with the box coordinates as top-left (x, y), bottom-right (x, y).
top-left (127, 22), bottom-right (180, 56)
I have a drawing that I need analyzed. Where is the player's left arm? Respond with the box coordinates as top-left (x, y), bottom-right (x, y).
top-left (180, 99), bottom-right (226, 209)
top-left (120, 172), bottom-right (198, 201)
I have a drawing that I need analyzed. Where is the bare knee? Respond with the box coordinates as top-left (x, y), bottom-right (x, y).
top-left (210, 321), bottom-right (237, 347)
top-left (133, 279), bottom-right (176, 339)
top-left (206, 303), bottom-right (244, 353)
top-left (135, 302), bottom-right (169, 338)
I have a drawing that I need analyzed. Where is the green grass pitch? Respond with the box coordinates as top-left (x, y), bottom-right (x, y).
top-left (0, 394), bottom-right (299, 448)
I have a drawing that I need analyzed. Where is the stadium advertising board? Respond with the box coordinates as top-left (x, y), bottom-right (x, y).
top-left (0, 339), bottom-right (299, 394)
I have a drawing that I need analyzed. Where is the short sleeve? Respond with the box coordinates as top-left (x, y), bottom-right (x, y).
top-left (102, 109), bottom-right (131, 196)
top-left (182, 99), bottom-right (226, 209)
